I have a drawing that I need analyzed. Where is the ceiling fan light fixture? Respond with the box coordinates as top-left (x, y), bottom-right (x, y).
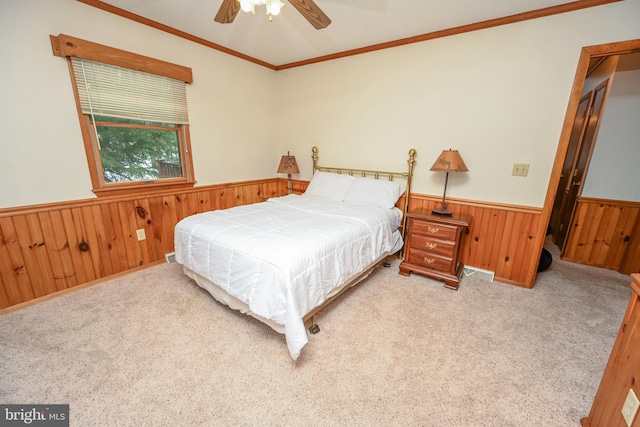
top-left (239, 0), bottom-right (255, 14)
top-left (219, 0), bottom-right (330, 29)
top-left (237, 0), bottom-right (284, 19)
top-left (266, 0), bottom-right (284, 16)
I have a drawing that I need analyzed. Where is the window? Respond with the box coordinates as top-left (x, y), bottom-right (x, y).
top-left (51, 34), bottom-right (195, 196)
top-left (90, 116), bottom-right (184, 183)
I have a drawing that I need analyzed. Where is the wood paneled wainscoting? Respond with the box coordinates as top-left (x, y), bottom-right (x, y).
top-left (562, 197), bottom-right (640, 275)
top-left (0, 179), bottom-right (287, 311)
top-left (0, 181), bottom-right (545, 311)
top-left (406, 195), bottom-right (543, 287)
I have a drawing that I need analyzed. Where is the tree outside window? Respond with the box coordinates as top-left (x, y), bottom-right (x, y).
top-left (93, 116), bottom-right (183, 183)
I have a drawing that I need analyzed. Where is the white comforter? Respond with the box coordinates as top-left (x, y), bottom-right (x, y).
top-left (174, 194), bottom-right (403, 359)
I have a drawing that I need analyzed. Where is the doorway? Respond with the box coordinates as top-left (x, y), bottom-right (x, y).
top-left (536, 39), bottom-right (640, 282)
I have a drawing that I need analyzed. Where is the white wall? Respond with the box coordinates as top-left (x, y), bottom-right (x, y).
top-left (0, 0), bottom-right (278, 208)
top-left (276, 0), bottom-right (640, 207)
top-left (582, 53), bottom-right (640, 202)
top-left (1, 0), bottom-right (640, 209)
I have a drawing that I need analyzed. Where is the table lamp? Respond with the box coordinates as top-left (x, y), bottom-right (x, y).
top-left (430, 149), bottom-right (468, 215)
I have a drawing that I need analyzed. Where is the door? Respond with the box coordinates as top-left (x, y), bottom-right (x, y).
top-left (552, 79), bottom-right (609, 251)
top-left (549, 92), bottom-right (592, 246)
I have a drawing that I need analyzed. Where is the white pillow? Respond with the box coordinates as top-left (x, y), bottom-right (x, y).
top-left (304, 171), bottom-right (356, 201)
top-left (343, 177), bottom-right (404, 209)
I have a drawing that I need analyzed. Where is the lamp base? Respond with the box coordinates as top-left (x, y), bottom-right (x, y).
top-left (431, 207), bottom-right (453, 216)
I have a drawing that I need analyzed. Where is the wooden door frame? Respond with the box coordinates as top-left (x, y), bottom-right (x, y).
top-left (527, 38), bottom-right (640, 287)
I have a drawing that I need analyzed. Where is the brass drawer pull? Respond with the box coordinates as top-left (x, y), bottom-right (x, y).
top-left (424, 257), bottom-right (435, 264)
top-left (427, 226), bottom-right (439, 234)
top-left (426, 242), bottom-right (437, 250)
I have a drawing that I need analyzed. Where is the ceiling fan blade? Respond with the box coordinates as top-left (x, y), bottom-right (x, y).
top-left (288, 0), bottom-right (332, 30)
top-left (214, 0), bottom-right (241, 24)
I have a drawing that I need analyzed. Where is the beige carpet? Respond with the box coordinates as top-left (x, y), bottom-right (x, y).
top-left (0, 241), bottom-right (633, 426)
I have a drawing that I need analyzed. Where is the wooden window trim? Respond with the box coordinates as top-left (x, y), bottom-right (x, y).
top-left (51, 34), bottom-right (195, 197)
top-left (50, 34), bottom-right (193, 83)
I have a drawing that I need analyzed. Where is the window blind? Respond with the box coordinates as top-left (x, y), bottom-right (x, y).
top-left (71, 58), bottom-right (189, 124)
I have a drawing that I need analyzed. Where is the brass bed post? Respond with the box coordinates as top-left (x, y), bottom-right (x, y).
top-left (312, 146), bottom-right (318, 174)
top-left (401, 149), bottom-right (417, 258)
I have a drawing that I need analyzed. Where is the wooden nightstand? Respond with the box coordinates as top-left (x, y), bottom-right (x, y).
top-left (399, 209), bottom-right (472, 290)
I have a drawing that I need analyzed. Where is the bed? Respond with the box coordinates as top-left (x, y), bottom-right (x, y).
top-left (174, 147), bottom-right (416, 359)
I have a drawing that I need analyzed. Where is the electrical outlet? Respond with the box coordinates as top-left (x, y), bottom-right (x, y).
top-left (512, 163), bottom-right (530, 177)
top-left (136, 229), bottom-right (146, 241)
top-left (622, 388), bottom-right (640, 427)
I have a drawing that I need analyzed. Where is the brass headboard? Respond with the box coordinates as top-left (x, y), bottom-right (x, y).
top-left (311, 146), bottom-right (417, 245)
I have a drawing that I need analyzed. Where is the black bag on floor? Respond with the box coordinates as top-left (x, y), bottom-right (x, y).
top-left (538, 248), bottom-right (553, 272)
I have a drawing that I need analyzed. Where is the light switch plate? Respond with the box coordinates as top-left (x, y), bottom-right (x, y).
top-left (622, 388), bottom-right (640, 426)
top-left (136, 229), bottom-right (146, 241)
top-left (512, 163), bottom-right (530, 177)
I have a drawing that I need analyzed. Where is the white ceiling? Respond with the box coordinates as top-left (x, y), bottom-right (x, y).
top-left (98, 0), bottom-right (591, 67)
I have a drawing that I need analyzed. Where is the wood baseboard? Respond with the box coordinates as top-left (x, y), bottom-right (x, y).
top-left (0, 260), bottom-right (165, 316)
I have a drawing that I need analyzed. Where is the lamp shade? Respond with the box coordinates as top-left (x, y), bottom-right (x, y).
top-left (430, 149), bottom-right (469, 173)
top-left (277, 152), bottom-right (299, 174)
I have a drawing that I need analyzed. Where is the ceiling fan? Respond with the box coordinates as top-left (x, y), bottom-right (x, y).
top-left (214, 0), bottom-right (332, 30)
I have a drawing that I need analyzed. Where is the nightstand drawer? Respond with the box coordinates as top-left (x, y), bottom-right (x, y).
top-left (410, 220), bottom-right (457, 241)
top-left (409, 235), bottom-right (456, 258)
top-left (406, 250), bottom-right (454, 273)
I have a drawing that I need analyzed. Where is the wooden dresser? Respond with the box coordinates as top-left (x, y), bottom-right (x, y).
top-left (582, 274), bottom-right (640, 427)
top-left (399, 209), bottom-right (472, 290)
